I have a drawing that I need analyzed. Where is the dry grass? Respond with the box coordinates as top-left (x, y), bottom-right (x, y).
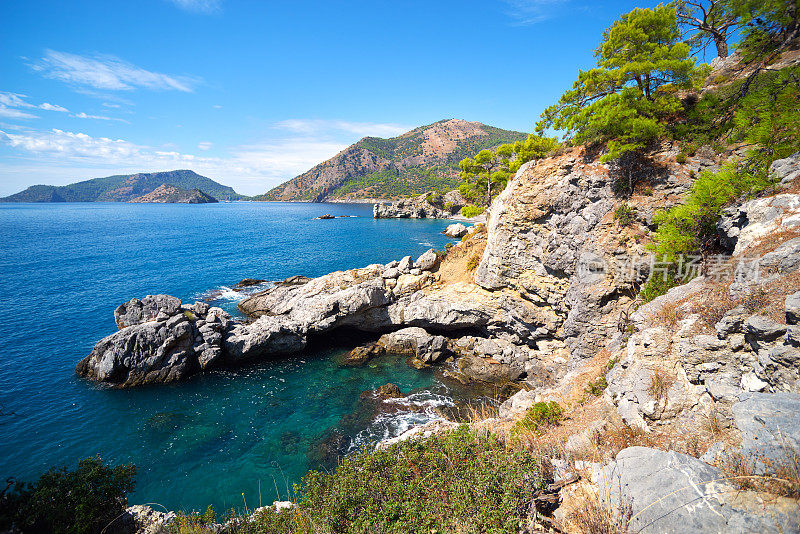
top-left (648, 369), bottom-right (676, 403)
top-left (646, 301), bottom-right (681, 330)
top-left (434, 226), bottom-right (487, 285)
top-left (566, 487), bottom-right (632, 534)
top-left (689, 282), bottom-right (736, 332)
top-left (743, 226), bottom-right (800, 258)
top-left (719, 448), bottom-right (800, 498)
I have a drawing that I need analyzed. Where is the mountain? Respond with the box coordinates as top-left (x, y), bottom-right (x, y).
top-left (256, 119), bottom-right (528, 202)
top-left (128, 184), bottom-right (218, 204)
top-left (0, 170), bottom-right (244, 202)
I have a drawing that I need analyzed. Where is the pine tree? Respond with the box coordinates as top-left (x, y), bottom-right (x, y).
top-left (536, 4), bottom-right (705, 162)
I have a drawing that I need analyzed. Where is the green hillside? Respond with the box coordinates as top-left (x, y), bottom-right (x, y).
top-left (1, 170), bottom-right (245, 202)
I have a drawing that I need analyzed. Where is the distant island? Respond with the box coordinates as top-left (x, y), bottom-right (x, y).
top-left (255, 119), bottom-right (527, 202)
top-left (0, 169), bottom-right (244, 203)
top-left (128, 184), bottom-right (218, 204)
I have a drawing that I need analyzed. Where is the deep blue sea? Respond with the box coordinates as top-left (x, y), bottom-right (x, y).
top-left (0, 201), bottom-right (463, 513)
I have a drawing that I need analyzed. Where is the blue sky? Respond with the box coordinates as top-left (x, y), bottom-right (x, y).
top-left (0, 0), bottom-right (664, 196)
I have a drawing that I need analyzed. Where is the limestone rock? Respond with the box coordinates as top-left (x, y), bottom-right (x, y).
top-left (786, 291), bottom-right (800, 325)
top-left (114, 295), bottom-right (182, 329)
top-left (733, 392), bottom-right (800, 473)
top-left (378, 327), bottom-right (447, 363)
top-left (415, 249), bottom-right (439, 271)
top-left (591, 446), bottom-right (799, 533)
top-left (373, 192), bottom-right (451, 219)
top-left (771, 150), bottom-right (800, 187)
top-left (443, 223), bottom-right (469, 238)
top-left (717, 194), bottom-right (800, 255)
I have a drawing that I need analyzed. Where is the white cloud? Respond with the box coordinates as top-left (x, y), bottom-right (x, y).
top-left (102, 102), bottom-right (121, 108)
top-left (274, 119), bottom-right (411, 138)
top-left (0, 92), bottom-right (71, 118)
top-left (168, 0), bottom-right (222, 13)
top-left (39, 102), bottom-right (70, 112)
top-left (197, 141), bottom-right (213, 150)
top-left (502, 0), bottom-right (570, 25)
top-left (0, 106), bottom-right (38, 119)
top-left (0, 127), bottom-right (346, 195)
top-left (70, 111), bottom-right (128, 123)
top-left (32, 50), bottom-right (199, 92)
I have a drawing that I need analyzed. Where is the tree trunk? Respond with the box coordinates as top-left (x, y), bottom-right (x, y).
top-left (714, 36), bottom-right (728, 58)
top-left (486, 178), bottom-right (491, 207)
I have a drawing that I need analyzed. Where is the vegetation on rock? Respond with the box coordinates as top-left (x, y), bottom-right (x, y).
top-left (536, 4), bottom-right (706, 162)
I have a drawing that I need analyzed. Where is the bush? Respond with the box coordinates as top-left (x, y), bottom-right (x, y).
top-left (460, 205), bottom-right (486, 218)
top-left (513, 401), bottom-right (563, 435)
top-left (300, 426), bottom-right (550, 533)
top-left (0, 456), bottom-right (136, 534)
top-left (613, 204), bottom-right (637, 226)
top-left (676, 152), bottom-right (687, 164)
top-left (466, 254), bottom-right (480, 271)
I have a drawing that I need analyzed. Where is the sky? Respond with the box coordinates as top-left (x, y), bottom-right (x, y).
top-left (0, 0), bottom-right (663, 197)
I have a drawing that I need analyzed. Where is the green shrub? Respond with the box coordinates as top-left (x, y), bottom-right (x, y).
top-left (613, 204), bottom-right (637, 226)
top-left (585, 377), bottom-right (608, 397)
top-left (460, 205), bottom-right (486, 218)
top-left (513, 401), bottom-right (563, 435)
top-left (300, 426), bottom-right (550, 533)
top-left (426, 192), bottom-right (441, 206)
top-left (0, 456), bottom-right (136, 534)
top-left (676, 152), bottom-right (687, 164)
top-left (443, 201), bottom-right (454, 211)
top-left (466, 254), bottom-right (480, 271)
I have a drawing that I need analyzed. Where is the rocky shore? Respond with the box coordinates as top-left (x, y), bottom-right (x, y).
top-left (79, 146), bottom-right (800, 532)
top-left (373, 189), bottom-right (468, 218)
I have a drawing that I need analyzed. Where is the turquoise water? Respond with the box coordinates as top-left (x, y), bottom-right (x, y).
top-left (0, 202), bottom-right (461, 512)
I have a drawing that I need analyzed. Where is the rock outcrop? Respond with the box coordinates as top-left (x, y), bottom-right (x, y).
top-left (591, 446), bottom-right (799, 533)
top-left (443, 223), bottom-right (469, 238)
top-left (76, 300), bottom-right (234, 387)
top-left (373, 191), bottom-right (455, 219)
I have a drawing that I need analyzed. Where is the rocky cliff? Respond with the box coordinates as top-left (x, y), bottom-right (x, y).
top-left (257, 119), bottom-right (526, 202)
top-left (128, 184), bottom-right (218, 204)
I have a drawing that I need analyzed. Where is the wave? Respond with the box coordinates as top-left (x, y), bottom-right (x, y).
top-left (347, 388), bottom-right (455, 452)
top-left (194, 281), bottom-right (273, 304)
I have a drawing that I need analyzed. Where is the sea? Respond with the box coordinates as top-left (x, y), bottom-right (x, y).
top-left (0, 201), bottom-right (474, 513)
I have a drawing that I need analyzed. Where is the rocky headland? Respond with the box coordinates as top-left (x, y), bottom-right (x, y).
top-left (78, 145), bottom-right (800, 533)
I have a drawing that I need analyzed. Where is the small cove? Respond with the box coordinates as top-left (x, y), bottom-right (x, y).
top-left (0, 201), bottom-right (478, 512)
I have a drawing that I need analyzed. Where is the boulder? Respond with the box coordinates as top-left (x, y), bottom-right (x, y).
top-left (443, 223), bottom-right (469, 238)
top-left (341, 343), bottom-right (384, 366)
top-left (398, 255), bottom-right (413, 272)
top-left (745, 315), bottom-right (788, 342)
top-left (456, 354), bottom-right (522, 384)
top-left (378, 327), bottom-right (447, 363)
top-left (114, 295), bottom-right (182, 329)
top-left (786, 291), bottom-right (800, 325)
top-left (771, 150), bottom-right (800, 187)
top-left (733, 392), bottom-right (800, 474)
top-left (591, 446), bottom-right (799, 533)
top-left (415, 249), bottom-right (439, 271)
top-left (373, 192), bottom-right (450, 219)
